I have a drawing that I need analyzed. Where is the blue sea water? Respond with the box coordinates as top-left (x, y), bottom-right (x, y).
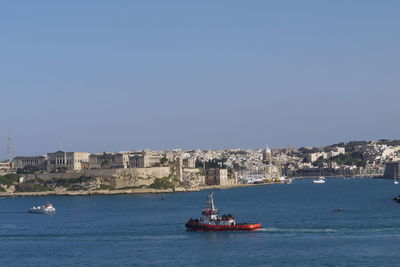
top-left (1, 178), bottom-right (400, 266)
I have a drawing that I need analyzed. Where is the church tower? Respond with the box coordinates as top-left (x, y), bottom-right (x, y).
top-left (262, 145), bottom-right (272, 164)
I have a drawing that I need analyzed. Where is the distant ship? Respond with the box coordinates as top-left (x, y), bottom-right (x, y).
top-left (28, 203), bottom-right (56, 214)
top-left (313, 177), bottom-right (326, 184)
top-left (185, 193), bottom-right (261, 231)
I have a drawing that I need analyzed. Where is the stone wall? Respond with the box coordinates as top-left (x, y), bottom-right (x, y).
top-left (113, 167), bottom-right (171, 189)
top-left (33, 167), bottom-right (172, 189)
top-left (27, 166), bottom-right (218, 189)
top-left (36, 169), bottom-right (118, 181)
top-left (181, 168), bottom-right (205, 188)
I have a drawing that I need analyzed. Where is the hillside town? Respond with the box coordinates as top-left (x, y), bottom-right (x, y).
top-left (0, 139), bottom-right (399, 194)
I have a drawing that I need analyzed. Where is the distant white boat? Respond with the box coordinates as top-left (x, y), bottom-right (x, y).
top-left (313, 177), bottom-right (326, 184)
top-left (28, 203), bottom-right (56, 214)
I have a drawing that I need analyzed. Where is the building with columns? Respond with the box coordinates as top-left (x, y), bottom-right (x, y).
top-left (129, 151), bottom-right (164, 168)
top-left (47, 151), bottom-right (89, 172)
top-left (12, 156), bottom-right (47, 171)
top-left (89, 152), bottom-right (129, 169)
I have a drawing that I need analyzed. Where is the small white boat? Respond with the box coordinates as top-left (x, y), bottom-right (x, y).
top-left (28, 203), bottom-right (56, 214)
top-left (313, 177), bottom-right (326, 184)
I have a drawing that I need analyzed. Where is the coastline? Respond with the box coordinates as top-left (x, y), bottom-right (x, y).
top-left (0, 183), bottom-right (258, 197)
top-left (291, 175), bottom-right (380, 179)
top-left (0, 176), bottom-right (382, 197)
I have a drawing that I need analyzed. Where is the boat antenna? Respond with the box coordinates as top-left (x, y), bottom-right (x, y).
top-left (208, 192), bottom-right (216, 211)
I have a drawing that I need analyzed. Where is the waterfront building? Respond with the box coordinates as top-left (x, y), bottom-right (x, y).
top-left (205, 168), bottom-right (235, 186)
top-left (89, 152), bottom-right (129, 169)
top-left (47, 151), bottom-right (89, 172)
top-left (11, 156), bottom-right (47, 171)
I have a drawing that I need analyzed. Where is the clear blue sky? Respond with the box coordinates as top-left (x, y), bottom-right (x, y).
top-left (1, 0), bottom-right (399, 158)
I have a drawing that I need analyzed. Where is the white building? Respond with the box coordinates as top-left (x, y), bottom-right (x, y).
top-left (0, 161), bottom-right (11, 172)
top-left (47, 151), bottom-right (89, 172)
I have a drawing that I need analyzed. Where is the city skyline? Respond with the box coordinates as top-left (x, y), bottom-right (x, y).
top-left (2, 134), bottom-right (399, 160)
top-left (1, 1), bottom-right (399, 159)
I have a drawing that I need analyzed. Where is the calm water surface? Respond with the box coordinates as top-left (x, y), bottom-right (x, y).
top-left (1, 178), bottom-right (400, 266)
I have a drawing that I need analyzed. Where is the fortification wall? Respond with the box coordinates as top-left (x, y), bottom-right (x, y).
top-left (35, 169), bottom-right (118, 181)
top-left (383, 162), bottom-right (400, 178)
top-left (113, 167), bottom-right (171, 189)
top-left (34, 167), bottom-right (172, 189)
top-left (181, 168), bottom-right (205, 188)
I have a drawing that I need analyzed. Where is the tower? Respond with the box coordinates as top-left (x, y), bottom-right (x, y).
top-left (262, 145), bottom-right (272, 164)
top-left (176, 157), bottom-right (183, 182)
top-left (7, 130), bottom-right (13, 161)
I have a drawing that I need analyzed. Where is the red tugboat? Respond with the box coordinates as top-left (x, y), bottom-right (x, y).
top-left (185, 193), bottom-right (262, 231)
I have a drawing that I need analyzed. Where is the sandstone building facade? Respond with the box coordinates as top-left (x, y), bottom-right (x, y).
top-left (205, 168), bottom-right (236, 185)
top-left (89, 153), bottom-right (129, 169)
top-left (12, 156), bottom-right (47, 171)
top-left (129, 152), bottom-right (163, 168)
top-left (47, 151), bottom-right (89, 172)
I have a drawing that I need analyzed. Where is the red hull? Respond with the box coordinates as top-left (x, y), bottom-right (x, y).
top-left (186, 221), bottom-right (261, 231)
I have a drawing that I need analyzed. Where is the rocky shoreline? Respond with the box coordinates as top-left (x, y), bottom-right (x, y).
top-left (0, 177), bottom-right (379, 197)
top-left (0, 183), bottom-right (258, 197)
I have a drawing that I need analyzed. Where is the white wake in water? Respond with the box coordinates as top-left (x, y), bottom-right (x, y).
top-left (256, 227), bottom-right (400, 234)
top-left (256, 227), bottom-right (336, 233)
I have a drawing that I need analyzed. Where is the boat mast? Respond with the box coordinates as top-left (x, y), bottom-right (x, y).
top-left (208, 193), bottom-right (216, 211)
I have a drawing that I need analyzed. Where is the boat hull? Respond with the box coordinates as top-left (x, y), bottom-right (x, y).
top-left (28, 208), bottom-right (55, 214)
top-left (186, 222), bottom-right (261, 231)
